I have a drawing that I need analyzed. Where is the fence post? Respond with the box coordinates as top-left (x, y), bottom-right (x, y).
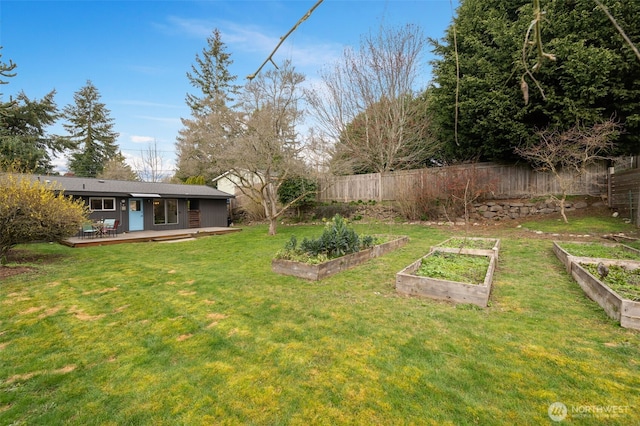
top-left (637, 187), bottom-right (640, 227)
top-left (607, 166), bottom-right (614, 208)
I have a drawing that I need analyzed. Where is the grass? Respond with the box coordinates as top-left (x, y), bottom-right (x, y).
top-left (519, 213), bottom-right (633, 235)
top-left (1, 219), bottom-right (640, 425)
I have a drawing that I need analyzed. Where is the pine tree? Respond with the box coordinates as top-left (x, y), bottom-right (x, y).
top-left (63, 80), bottom-right (119, 177)
top-left (0, 49), bottom-right (71, 173)
top-left (185, 28), bottom-right (240, 117)
top-left (176, 28), bottom-right (240, 183)
top-left (0, 47), bottom-right (17, 118)
top-left (0, 91), bottom-right (69, 173)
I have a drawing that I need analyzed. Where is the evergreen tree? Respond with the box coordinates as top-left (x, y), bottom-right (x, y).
top-left (430, 0), bottom-right (640, 162)
top-left (185, 28), bottom-right (240, 117)
top-left (63, 80), bottom-right (119, 177)
top-left (175, 29), bottom-right (240, 184)
top-left (0, 91), bottom-right (70, 173)
top-left (0, 47), bottom-right (17, 118)
top-left (0, 50), bottom-right (70, 173)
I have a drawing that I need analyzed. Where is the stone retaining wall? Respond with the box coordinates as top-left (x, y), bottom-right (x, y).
top-left (303, 197), bottom-right (608, 224)
top-left (473, 199), bottom-right (598, 220)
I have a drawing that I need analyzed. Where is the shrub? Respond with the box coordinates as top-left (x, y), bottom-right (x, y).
top-left (0, 174), bottom-right (88, 264)
top-left (395, 181), bottom-right (441, 221)
top-left (312, 203), bottom-right (356, 220)
top-left (275, 214), bottom-right (376, 263)
top-left (235, 192), bottom-right (266, 222)
top-left (277, 177), bottom-right (318, 218)
top-left (395, 165), bottom-right (497, 221)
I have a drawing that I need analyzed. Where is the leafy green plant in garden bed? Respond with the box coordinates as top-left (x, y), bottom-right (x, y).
top-left (582, 263), bottom-right (640, 301)
top-left (559, 242), bottom-right (640, 260)
top-left (440, 237), bottom-right (497, 250)
top-left (416, 251), bottom-right (490, 285)
top-left (274, 214), bottom-right (378, 264)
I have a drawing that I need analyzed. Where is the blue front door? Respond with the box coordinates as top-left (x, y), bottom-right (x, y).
top-left (129, 198), bottom-right (144, 231)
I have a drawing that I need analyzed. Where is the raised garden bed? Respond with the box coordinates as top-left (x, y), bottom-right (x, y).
top-left (553, 241), bottom-right (640, 273)
top-left (272, 236), bottom-right (409, 281)
top-left (396, 249), bottom-right (497, 308)
top-left (570, 260), bottom-right (640, 330)
top-left (553, 241), bottom-right (640, 331)
top-left (433, 237), bottom-right (500, 258)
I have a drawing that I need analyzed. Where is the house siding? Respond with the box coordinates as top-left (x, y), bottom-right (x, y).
top-left (83, 196), bottom-right (128, 231)
top-left (78, 196), bottom-right (229, 232)
top-left (142, 198), bottom-right (229, 231)
top-left (23, 175), bottom-right (234, 233)
top-left (199, 199), bottom-right (230, 227)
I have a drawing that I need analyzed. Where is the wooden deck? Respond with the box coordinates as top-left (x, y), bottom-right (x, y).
top-left (62, 227), bottom-right (242, 248)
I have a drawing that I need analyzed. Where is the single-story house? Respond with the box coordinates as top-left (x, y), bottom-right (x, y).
top-left (212, 170), bottom-right (266, 217)
top-left (29, 175), bottom-right (234, 233)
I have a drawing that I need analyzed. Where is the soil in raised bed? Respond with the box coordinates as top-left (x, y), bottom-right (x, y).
top-left (416, 252), bottom-right (489, 285)
top-left (581, 263), bottom-right (640, 301)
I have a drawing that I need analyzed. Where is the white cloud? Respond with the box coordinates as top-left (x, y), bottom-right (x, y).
top-left (130, 135), bottom-right (155, 144)
top-left (222, 21), bottom-right (342, 70)
top-left (159, 16), bottom-right (216, 38)
top-left (159, 16), bottom-right (342, 75)
top-left (51, 155), bottom-right (69, 174)
top-left (117, 100), bottom-right (183, 109)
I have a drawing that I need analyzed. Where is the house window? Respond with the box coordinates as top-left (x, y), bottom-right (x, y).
top-left (187, 199), bottom-right (199, 210)
top-left (153, 199), bottom-right (178, 225)
top-left (129, 199), bottom-right (141, 212)
top-left (89, 197), bottom-right (116, 211)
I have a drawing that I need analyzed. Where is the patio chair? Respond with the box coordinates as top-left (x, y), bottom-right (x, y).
top-left (104, 219), bottom-right (119, 237)
top-left (82, 223), bottom-right (97, 239)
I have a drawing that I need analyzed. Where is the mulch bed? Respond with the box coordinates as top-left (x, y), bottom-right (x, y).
top-left (0, 249), bottom-right (62, 280)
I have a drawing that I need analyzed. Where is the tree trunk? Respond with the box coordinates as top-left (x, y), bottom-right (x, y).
top-left (264, 182), bottom-right (280, 235)
top-left (268, 218), bottom-right (278, 235)
top-left (560, 193), bottom-right (568, 223)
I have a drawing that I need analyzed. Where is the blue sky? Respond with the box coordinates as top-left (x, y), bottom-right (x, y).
top-left (1, 0), bottom-right (458, 175)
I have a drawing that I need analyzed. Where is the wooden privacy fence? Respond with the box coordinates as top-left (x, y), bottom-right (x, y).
top-left (610, 167), bottom-right (640, 224)
top-left (318, 162), bottom-right (609, 202)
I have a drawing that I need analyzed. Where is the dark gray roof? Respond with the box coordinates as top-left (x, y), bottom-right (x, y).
top-left (28, 175), bottom-right (234, 200)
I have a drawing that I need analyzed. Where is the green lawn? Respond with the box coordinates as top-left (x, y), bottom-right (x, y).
top-left (1, 220), bottom-right (639, 425)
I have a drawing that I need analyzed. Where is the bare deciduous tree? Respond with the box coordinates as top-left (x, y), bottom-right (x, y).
top-left (134, 140), bottom-right (167, 182)
top-left (231, 63), bottom-right (312, 235)
top-left (306, 23), bottom-right (439, 175)
top-left (515, 119), bottom-right (621, 223)
top-left (185, 61), bottom-right (313, 235)
top-left (98, 151), bottom-right (139, 181)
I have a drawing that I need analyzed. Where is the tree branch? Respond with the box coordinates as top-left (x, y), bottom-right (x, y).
top-left (247, 0), bottom-right (324, 80)
top-left (594, 0), bottom-right (640, 62)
